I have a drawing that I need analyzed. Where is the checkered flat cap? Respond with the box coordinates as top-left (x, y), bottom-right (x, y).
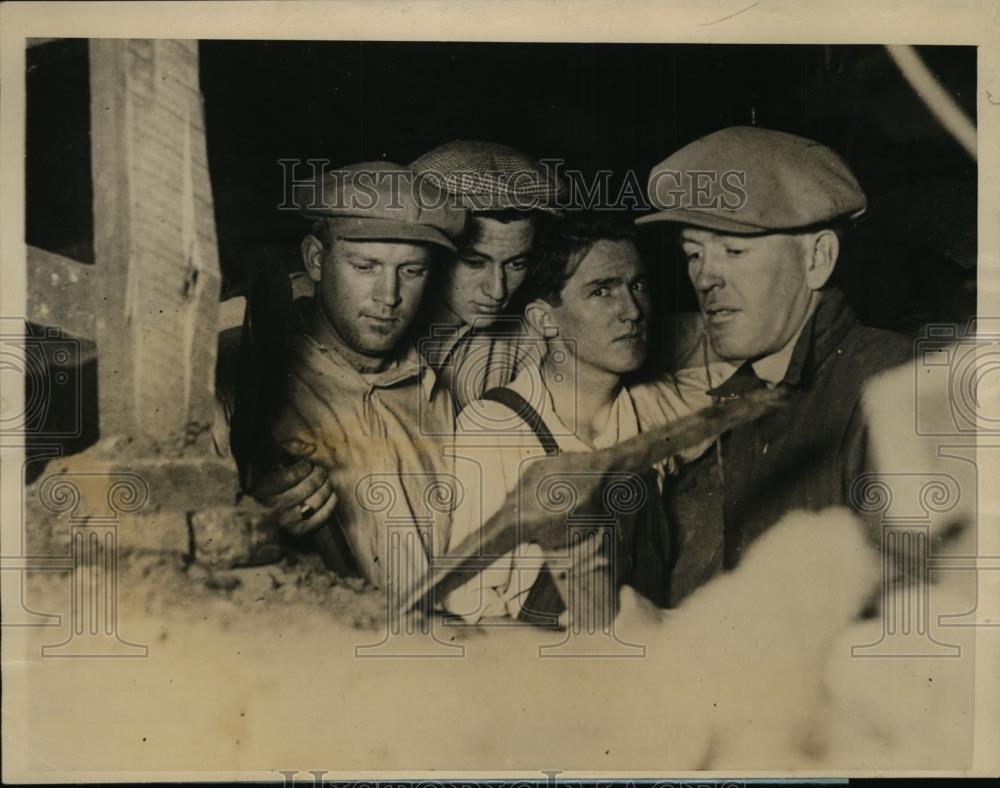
top-left (410, 140), bottom-right (567, 214)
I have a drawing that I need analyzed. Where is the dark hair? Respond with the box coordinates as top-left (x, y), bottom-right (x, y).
top-left (516, 211), bottom-right (637, 307)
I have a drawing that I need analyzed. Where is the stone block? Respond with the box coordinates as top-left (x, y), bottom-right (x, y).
top-left (31, 440), bottom-right (242, 513)
top-left (190, 500), bottom-right (282, 570)
top-left (118, 507), bottom-right (191, 557)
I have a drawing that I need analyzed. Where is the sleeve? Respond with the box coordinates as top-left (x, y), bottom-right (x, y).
top-left (631, 360), bottom-right (739, 466)
top-left (442, 404), bottom-right (544, 623)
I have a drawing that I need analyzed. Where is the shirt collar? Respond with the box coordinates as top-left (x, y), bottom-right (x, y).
top-left (509, 362), bottom-right (639, 450)
top-left (709, 288), bottom-right (855, 396)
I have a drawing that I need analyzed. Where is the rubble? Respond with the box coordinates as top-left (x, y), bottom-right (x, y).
top-left (190, 500), bottom-right (281, 570)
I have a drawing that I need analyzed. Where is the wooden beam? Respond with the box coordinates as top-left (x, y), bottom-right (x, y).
top-left (26, 246), bottom-right (97, 341)
top-left (88, 40), bottom-right (222, 444)
top-left (89, 39), bottom-right (134, 438)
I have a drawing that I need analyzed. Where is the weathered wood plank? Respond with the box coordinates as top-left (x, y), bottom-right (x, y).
top-left (89, 39), bottom-right (135, 438)
top-left (26, 245), bottom-right (97, 340)
top-left (88, 39), bottom-right (222, 446)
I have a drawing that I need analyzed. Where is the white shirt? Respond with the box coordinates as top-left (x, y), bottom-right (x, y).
top-left (443, 357), bottom-right (728, 623)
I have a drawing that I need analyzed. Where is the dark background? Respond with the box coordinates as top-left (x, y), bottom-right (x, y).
top-left (27, 40), bottom-right (977, 335)
top-left (21, 39), bottom-right (979, 470)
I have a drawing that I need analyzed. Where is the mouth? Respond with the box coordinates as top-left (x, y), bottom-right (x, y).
top-left (472, 302), bottom-right (505, 314)
top-left (362, 313), bottom-right (400, 328)
top-left (704, 306), bottom-right (740, 321)
top-left (614, 332), bottom-right (647, 343)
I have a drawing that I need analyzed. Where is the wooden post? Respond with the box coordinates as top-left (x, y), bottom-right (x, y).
top-left (88, 39), bottom-right (221, 444)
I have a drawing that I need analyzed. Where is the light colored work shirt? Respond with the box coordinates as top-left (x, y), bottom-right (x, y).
top-left (444, 357), bottom-right (730, 622)
top-left (418, 304), bottom-right (541, 414)
top-left (269, 322), bottom-right (455, 589)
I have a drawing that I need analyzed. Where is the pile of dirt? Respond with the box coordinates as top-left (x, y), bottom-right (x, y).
top-left (26, 548), bottom-right (391, 633)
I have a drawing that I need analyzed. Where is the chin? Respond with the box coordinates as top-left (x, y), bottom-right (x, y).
top-left (465, 310), bottom-right (503, 328)
top-left (607, 353), bottom-right (647, 375)
top-left (707, 335), bottom-right (754, 362)
top-left (359, 334), bottom-right (403, 355)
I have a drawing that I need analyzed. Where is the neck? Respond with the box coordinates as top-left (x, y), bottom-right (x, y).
top-left (309, 300), bottom-right (392, 374)
top-left (541, 352), bottom-right (622, 447)
top-left (750, 291), bottom-right (822, 384)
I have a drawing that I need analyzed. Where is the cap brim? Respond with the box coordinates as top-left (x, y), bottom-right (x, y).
top-left (634, 209), bottom-right (770, 235)
top-left (305, 215), bottom-right (457, 251)
top-left (635, 206), bottom-right (869, 234)
top-left (456, 193), bottom-right (566, 216)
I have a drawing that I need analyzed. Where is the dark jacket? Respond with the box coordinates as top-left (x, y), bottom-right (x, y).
top-left (706, 288), bottom-right (913, 570)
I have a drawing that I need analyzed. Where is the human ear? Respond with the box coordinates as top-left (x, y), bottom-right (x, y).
top-left (524, 299), bottom-right (556, 339)
top-left (804, 229), bottom-right (839, 290)
top-left (301, 234), bottom-right (325, 283)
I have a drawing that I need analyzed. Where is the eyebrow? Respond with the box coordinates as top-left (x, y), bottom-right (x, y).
top-left (458, 249), bottom-right (491, 261)
top-left (343, 253), bottom-right (384, 265)
top-left (344, 253), bottom-right (428, 267)
top-left (583, 276), bottom-right (624, 288)
top-left (459, 250), bottom-right (530, 264)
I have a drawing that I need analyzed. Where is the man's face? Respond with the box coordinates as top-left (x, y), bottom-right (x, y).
top-left (680, 227), bottom-right (814, 362)
top-left (309, 236), bottom-right (434, 357)
top-left (439, 215), bottom-right (535, 326)
top-left (548, 239), bottom-right (650, 376)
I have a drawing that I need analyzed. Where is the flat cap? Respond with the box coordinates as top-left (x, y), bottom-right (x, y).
top-left (636, 127), bottom-right (866, 234)
top-left (296, 161), bottom-right (465, 251)
top-left (410, 140), bottom-right (566, 215)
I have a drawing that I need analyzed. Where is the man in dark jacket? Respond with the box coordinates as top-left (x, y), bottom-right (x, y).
top-left (637, 126), bottom-right (913, 590)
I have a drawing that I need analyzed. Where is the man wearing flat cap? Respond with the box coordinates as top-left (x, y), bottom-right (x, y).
top-left (255, 161), bottom-right (466, 587)
top-left (410, 140), bottom-right (566, 413)
top-left (637, 126), bottom-right (912, 576)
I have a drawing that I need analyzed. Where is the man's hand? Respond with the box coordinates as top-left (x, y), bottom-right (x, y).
top-left (250, 441), bottom-right (338, 536)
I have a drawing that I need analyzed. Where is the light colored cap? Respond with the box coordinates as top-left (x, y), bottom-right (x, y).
top-left (297, 161), bottom-right (466, 251)
top-left (636, 126), bottom-right (867, 234)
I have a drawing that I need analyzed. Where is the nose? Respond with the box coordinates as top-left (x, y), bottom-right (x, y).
top-left (619, 290), bottom-right (643, 323)
top-left (690, 248), bottom-right (725, 294)
top-left (371, 267), bottom-right (402, 308)
top-left (481, 263), bottom-right (507, 303)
